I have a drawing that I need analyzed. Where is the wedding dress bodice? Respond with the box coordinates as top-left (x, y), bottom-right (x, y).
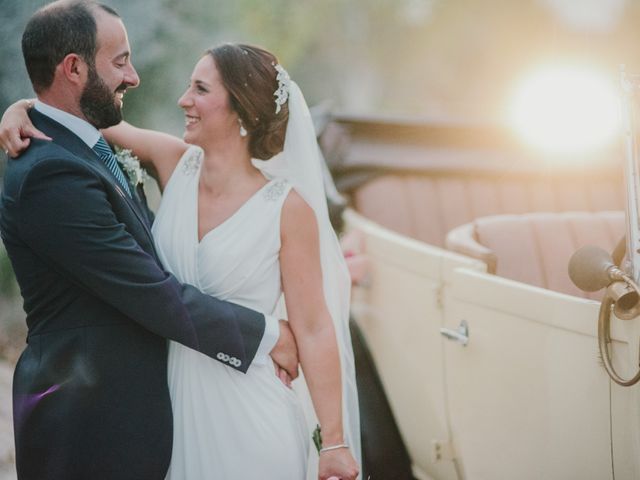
top-left (152, 146), bottom-right (290, 314)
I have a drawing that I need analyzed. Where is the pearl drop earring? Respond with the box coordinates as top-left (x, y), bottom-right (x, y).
top-left (238, 118), bottom-right (248, 137)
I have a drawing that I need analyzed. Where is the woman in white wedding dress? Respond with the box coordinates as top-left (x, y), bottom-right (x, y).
top-left (103, 44), bottom-right (361, 479)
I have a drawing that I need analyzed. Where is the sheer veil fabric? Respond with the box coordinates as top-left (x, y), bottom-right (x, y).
top-left (252, 81), bottom-right (361, 477)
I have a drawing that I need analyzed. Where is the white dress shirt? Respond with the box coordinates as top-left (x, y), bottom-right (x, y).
top-left (34, 100), bottom-right (100, 148)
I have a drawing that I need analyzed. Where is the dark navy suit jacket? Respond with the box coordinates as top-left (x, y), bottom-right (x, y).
top-left (0, 110), bottom-right (267, 479)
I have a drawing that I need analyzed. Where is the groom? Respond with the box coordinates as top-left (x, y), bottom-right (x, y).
top-left (0, 1), bottom-right (298, 479)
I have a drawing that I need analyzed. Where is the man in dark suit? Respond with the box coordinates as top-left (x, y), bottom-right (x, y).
top-left (0, 1), bottom-right (298, 479)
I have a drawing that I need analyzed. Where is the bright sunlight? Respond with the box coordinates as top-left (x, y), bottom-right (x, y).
top-left (509, 65), bottom-right (620, 155)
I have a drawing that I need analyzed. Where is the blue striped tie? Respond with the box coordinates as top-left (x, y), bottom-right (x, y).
top-left (93, 136), bottom-right (132, 196)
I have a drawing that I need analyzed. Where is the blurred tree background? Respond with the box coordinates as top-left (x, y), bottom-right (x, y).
top-left (3, 0), bottom-right (640, 127)
top-left (2, 0), bottom-right (640, 360)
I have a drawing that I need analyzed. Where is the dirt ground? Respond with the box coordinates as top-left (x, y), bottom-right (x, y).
top-left (0, 361), bottom-right (14, 480)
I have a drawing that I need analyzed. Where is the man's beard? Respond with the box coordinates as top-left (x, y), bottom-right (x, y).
top-left (80, 65), bottom-right (125, 129)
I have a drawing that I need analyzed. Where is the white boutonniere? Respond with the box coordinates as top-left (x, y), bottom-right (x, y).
top-left (115, 147), bottom-right (149, 186)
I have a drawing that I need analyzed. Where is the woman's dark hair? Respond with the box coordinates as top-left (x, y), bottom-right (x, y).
top-left (206, 44), bottom-right (289, 160)
top-left (22, 0), bottom-right (120, 94)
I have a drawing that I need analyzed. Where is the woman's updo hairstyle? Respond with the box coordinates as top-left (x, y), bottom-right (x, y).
top-left (206, 43), bottom-right (289, 160)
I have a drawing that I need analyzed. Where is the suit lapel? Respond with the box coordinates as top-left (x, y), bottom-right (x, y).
top-left (29, 110), bottom-right (157, 247)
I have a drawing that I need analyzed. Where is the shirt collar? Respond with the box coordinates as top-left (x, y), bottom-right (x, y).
top-left (34, 100), bottom-right (101, 149)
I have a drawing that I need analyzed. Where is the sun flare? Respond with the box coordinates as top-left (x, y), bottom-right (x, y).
top-left (509, 65), bottom-right (620, 155)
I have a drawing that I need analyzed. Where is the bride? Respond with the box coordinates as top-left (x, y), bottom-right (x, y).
top-left (2, 43), bottom-right (360, 479)
top-left (116, 44), bottom-right (360, 480)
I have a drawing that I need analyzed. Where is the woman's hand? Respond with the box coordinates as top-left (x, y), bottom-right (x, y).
top-left (318, 447), bottom-right (360, 480)
top-left (0, 99), bottom-right (51, 157)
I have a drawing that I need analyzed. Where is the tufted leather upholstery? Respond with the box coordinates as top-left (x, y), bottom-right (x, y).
top-left (445, 211), bottom-right (625, 298)
top-left (352, 174), bottom-right (625, 248)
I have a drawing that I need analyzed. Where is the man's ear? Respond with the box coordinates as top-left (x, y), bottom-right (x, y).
top-left (59, 53), bottom-right (88, 86)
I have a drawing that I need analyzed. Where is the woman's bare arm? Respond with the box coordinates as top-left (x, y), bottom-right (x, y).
top-left (103, 122), bottom-right (189, 190)
top-left (279, 190), bottom-right (359, 480)
top-left (0, 99), bottom-right (188, 190)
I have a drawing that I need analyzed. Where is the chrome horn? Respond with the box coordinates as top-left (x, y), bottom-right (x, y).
top-left (569, 245), bottom-right (640, 386)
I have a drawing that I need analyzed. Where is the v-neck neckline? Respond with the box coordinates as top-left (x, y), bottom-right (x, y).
top-left (195, 177), bottom-right (274, 246)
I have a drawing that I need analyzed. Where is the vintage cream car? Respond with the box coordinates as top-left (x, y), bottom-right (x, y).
top-left (319, 105), bottom-right (640, 480)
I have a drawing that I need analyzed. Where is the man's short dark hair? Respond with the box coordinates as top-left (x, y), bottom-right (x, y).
top-left (21, 0), bottom-right (120, 94)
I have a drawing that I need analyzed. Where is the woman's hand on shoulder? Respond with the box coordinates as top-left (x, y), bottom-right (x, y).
top-left (0, 99), bottom-right (51, 157)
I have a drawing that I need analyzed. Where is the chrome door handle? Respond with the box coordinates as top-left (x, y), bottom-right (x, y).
top-left (440, 320), bottom-right (469, 346)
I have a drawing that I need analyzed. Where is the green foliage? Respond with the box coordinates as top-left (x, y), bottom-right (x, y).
top-left (4, 0), bottom-right (640, 126)
top-left (0, 244), bottom-right (24, 364)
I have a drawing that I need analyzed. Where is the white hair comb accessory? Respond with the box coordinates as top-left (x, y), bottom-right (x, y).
top-left (273, 63), bottom-right (291, 114)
